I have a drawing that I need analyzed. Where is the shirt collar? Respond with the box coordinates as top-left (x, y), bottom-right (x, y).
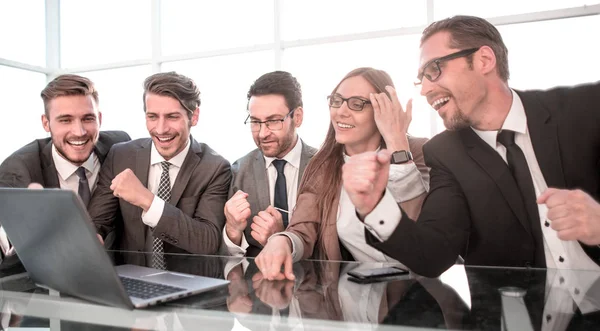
top-left (471, 89), bottom-right (527, 149)
top-left (52, 144), bottom-right (97, 180)
top-left (150, 138), bottom-right (190, 168)
top-left (264, 136), bottom-right (303, 169)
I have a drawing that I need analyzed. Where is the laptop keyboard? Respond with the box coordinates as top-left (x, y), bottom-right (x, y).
top-left (120, 276), bottom-right (185, 299)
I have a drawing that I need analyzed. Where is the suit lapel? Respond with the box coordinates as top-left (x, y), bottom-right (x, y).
top-left (298, 141), bottom-right (311, 191)
top-left (252, 151), bottom-right (271, 210)
top-left (93, 133), bottom-right (111, 164)
top-left (42, 142), bottom-right (60, 188)
top-left (460, 129), bottom-right (531, 234)
top-left (517, 90), bottom-right (566, 188)
top-left (132, 140), bottom-right (152, 224)
top-left (170, 138), bottom-right (203, 206)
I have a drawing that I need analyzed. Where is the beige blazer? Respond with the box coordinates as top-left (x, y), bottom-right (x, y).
top-left (288, 136), bottom-right (429, 261)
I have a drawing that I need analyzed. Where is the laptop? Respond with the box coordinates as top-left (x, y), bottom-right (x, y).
top-left (0, 188), bottom-right (229, 309)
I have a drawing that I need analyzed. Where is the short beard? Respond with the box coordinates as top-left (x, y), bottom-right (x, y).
top-left (444, 108), bottom-right (471, 131)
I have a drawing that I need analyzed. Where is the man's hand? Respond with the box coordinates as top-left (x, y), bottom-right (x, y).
top-left (255, 235), bottom-right (295, 281)
top-left (371, 86), bottom-right (412, 152)
top-left (250, 206), bottom-right (285, 246)
top-left (224, 190), bottom-right (252, 245)
top-left (226, 264), bottom-right (253, 314)
top-left (342, 150), bottom-right (391, 218)
top-left (538, 188), bottom-right (600, 245)
top-left (252, 272), bottom-right (294, 310)
top-left (110, 169), bottom-right (154, 211)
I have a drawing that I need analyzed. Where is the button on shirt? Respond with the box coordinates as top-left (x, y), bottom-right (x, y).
top-left (141, 140), bottom-right (190, 227)
top-left (223, 138), bottom-right (303, 256)
top-left (0, 145), bottom-right (99, 255)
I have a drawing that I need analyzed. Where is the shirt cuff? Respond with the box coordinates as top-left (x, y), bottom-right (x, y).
top-left (0, 227), bottom-right (14, 256)
top-left (268, 232), bottom-right (304, 262)
top-left (223, 225), bottom-right (250, 257)
top-left (141, 196), bottom-right (165, 228)
top-left (224, 257), bottom-right (250, 280)
top-left (363, 188), bottom-right (402, 242)
top-left (388, 163), bottom-right (428, 202)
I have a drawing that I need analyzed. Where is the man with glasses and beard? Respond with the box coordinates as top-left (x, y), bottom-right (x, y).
top-left (341, 15), bottom-right (600, 278)
top-left (222, 71), bottom-right (317, 258)
top-left (0, 74), bottom-right (130, 265)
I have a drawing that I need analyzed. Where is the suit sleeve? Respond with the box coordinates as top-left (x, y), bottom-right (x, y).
top-left (89, 146), bottom-right (121, 238)
top-left (154, 158), bottom-right (232, 255)
top-left (285, 178), bottom-right (323, 260)
top-left (366, 144), bottom-right (471, 278)
top-left (0, 155), bottom-right (32, 188)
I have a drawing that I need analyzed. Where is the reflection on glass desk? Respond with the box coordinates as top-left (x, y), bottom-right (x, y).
top-left (1, 251), bottom-right (600, 330)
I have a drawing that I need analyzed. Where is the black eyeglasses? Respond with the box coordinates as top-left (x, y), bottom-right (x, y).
top-left (327, 94), bottom-right (372, 111)
top-left (414, 47), bottom-right (480, 86)
top-left (244, 108), bottom-right (296, 132)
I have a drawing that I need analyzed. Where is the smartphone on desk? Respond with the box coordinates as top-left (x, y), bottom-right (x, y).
top-left (347, 266), bottom-right (409, 284)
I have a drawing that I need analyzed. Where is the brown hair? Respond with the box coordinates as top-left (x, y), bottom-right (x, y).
top-left (40, 74), bottom-right (99, 117)
top-left (247, 71), bottom-right (302, 118)
top-left (143, 71), bottom-right (201, 119)
top-left (298, 67), bottom-right (393, 259)
top-left (421, 15), bottom-right (510, 81)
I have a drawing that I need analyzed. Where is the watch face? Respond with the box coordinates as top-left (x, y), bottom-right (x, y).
top-left (392, 151), bottom-right (411, 164)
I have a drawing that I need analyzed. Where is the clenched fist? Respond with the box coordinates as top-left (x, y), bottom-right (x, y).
top-left (342, 150), bottom-right (391, 218)
top-left (110, 168), bottom-right (154, 211)
top-left (224, 190), bottom-right (252, 245)
top-left (538, 188), bottom-right (600, 245)
top-left (251, 206), bottom-right (285, 246)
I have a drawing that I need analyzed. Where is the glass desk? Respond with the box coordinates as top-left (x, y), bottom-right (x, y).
top-left (1, 251), bottom-right (599, 330)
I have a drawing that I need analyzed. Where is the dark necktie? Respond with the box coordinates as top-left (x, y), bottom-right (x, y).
top-left (497, 130), bottom-right (543, 262)
top-left (273, 159), bottom-right (289, 228)
top-left (152, 161), bottom-right (171, 270)
top-left (75, 167), bottom-right (91, 208)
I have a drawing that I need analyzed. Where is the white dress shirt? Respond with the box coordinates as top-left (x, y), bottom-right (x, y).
top-left (141, 139), bottom-right (190, 227)
top-left (365, 90), bottom-right (600, 271)
top-left (223, 138), bottom-right (304, 256)
top-left (279, 148), bottom-right (428, 263)
top-left (0, 146), bottom-right (99, 255)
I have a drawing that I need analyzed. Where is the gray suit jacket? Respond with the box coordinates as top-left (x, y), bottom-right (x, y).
top-left (89, 137), bottom-right (231, 266)
top-left (228, 140), bottom-right (317, 257)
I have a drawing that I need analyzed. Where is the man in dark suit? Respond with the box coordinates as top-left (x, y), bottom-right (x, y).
top-left (222, 71), bottom-right (317, 257)
top-left (0, 74), bottom-right (130, 265)
top-left (340, 15), bottom-right (600, 277)
top-left (89, 72), bottom-right (231, 268)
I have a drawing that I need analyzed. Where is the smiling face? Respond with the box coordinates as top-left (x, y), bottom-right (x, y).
top-left (248, 94), bottom-right (301, 158)
top-left (329, 75), bottom-right (381, 156)
top-left (145, 93), bottom-right (198, 160)
top-left (42, 95), bottom-right (102, 165)
top-left (419, 31), bottom-right (486, 131)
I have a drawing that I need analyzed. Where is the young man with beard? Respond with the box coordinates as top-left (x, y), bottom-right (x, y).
top-left (88, 72), bottom-right (231, 268)
top-left (0, 74), bottom-right (130, 263)
top-left (339, 15), bottom-right (600, 278)
top-left (223, 71), bottom-right (317, 257)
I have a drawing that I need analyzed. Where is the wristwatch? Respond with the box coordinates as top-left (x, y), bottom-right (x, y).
top-left (390, 150), bottom-right (413, 164)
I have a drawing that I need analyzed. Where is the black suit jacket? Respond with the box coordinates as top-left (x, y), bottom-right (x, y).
top-left (89, 137), bottom-right (232, 266)
top-left (0, 131), bottom-right (131, 188)
top-left (368, 82), bottom-right (600, 277)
